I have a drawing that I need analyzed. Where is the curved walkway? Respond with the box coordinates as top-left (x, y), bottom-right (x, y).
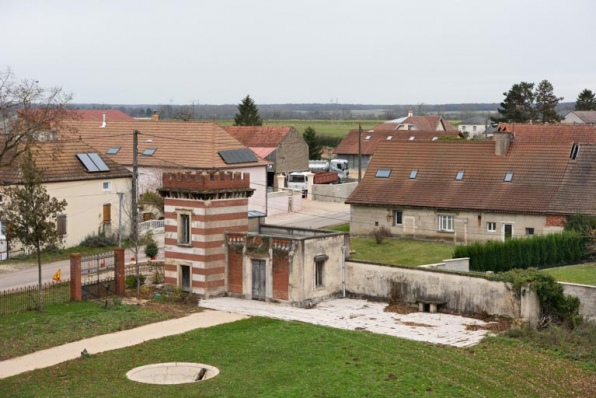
top-left (0, 310), bottom-right (247, 380)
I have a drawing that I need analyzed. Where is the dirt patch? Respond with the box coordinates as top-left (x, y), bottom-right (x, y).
top-left (400, 321), bottom-right (434, 328)
top-left (121, 287), bottom-right (201, 316)
top-left (384, 303), bottom-right (419, 315)
top-left (464, 320), bottom-right (511, 332)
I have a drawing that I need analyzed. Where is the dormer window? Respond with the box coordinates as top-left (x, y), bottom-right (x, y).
top-left (409, 170), bottom-right (418, 179)
top-left (455, 171), bottom-right (464, 180)
top-left (504, 172), bottom-right (513, 182)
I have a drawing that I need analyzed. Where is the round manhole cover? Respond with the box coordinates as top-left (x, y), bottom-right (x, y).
top-left (126, 362), bottom-right (219, 385)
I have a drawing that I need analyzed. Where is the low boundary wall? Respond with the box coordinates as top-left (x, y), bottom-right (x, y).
top-left (267, 189), bottom-right (302, 216)
top-left (311, 182), bottom-right (358, 203)
top-left (345, 260), bottom-right (539, 323)
top-left (561, 282), bottom-right (596, 320)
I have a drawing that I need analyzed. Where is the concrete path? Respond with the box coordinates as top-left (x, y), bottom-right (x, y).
top-left (202, 298), bottom-right (494, 348)
top-left (0, 310), bottom-right (247, 380)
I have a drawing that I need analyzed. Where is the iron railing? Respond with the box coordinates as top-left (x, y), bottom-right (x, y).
top-left (0, 280), bottom-right (70, 315)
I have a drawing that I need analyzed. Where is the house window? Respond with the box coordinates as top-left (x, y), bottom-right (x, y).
top-left (409, 136), bottom-right (415, 141)
top-left (142, 148), bottom-right (157, 156)
top-left (57, 214), bottom-right (67, 236)
top-left (487, 222), bottom-right (496, 232)
top-left (409, 170), bottom-right (418, 179)
top-left (179, 213), bottom-right (191, 245)
top-left (455, 171), bottom-right (464, 180)
top-left (504, 172), bottom-right (513, 182)
top-left (387, 136), bottom-right (393, 140)
top-left (473, 126), bottom-right (477, 132)
top-left (375, 168), bottom-right (391, 178)
top-left (103, 204), bottom-right (111, 223)
top-left (526, 228), bottom-right (535, 236)
top-left (438, 215), bottom-right (454, 232)
top-left (393, 211), bottom-right (403, 226)
top-left (461, 126), bottom-right (466, 131)
top-left (143, 212), bottom-right (152, 222)
top-left (365, 136), bottom-right (371, 141)
top-left (315, 260), bottom-right (324, 287)
top-left (102, 181), bottom-right (112, 191)
top-left (106, 147), bottom-right (120, 155)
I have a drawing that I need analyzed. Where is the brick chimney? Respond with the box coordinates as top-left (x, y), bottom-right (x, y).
top-left (152, 111), bottom-right (159, 121)
top-left (408, 108), bottom-right (413, 117)
top-left (495, 132), bottom-right (511, 156)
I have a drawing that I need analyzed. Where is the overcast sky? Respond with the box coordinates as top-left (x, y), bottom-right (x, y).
top-left (2, 0), bottom-right (595, 105)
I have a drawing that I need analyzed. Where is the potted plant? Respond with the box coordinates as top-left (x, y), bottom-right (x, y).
top-left (145, 241), bottom-right (159, 260)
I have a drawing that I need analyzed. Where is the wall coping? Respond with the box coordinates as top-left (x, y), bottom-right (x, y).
top-left (559, 281), bottom-right (596, 289)
top-left (346, 259), bottom-right (494, 281)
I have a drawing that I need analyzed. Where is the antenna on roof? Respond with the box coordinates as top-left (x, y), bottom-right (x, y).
top-left (100, 112), bottom-right (106, 128)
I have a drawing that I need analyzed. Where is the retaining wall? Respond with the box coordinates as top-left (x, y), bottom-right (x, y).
top-left (560, 282), bottom-right (596, 320)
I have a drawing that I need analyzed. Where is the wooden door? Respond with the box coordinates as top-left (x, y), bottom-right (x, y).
top-left (252, 260), bottom-right (266, 300)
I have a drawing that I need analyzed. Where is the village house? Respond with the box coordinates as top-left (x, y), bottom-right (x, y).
top-left (60, 119), bottom-right (271, 219)
top-left (377, 108), bottom-right (456, 132)
top-left (0, 141), bottom-right (132, 249)
top-left (224, 126), bottom-right (309, 190)
top-left (562, 110), bottom-right (596, 125)
top-left (346, 132), bottom-right (596, 243)
top-left (458, 115), bottom-right (489, 137)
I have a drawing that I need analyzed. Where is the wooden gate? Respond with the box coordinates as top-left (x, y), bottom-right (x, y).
top-left (252, 259), bottom-right (266, 300)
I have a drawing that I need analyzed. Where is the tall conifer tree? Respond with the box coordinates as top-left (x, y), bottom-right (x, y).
top-left (233, 95), bottom-right (263, 126)
top-left (575, 89), bottom-right (596, 111)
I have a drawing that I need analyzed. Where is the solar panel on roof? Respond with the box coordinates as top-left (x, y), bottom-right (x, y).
top-left (218, 148), bottom-right (258, 164)
top-left (76, 153), bottom-right (99, 172)
top-left (88, 153), bottom-right (110, 172)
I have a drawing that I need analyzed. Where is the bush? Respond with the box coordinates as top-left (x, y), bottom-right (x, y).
top-left (453, 232), bottom-right (588, 272)
top-left (125, 274), bottom-right (146, 289)
top-left (145, 242), bottom-right (158, 258)
top-left (372, 226), bottom-right (392, 244)
top-left (80, 233), bottom-right (117, 248)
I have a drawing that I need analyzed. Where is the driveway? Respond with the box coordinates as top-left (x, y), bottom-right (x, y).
top-left (201, 298), bottom-right (495, 348)
top-left (264, 200), bottom-right (349, 229)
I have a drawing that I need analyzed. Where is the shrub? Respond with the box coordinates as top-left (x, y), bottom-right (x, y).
top-left (80, 233), bottom-right (117, 248)
top-left (145, 242), bottom-right (158, 258)
top-left (454, 232), bottom-right (588, 272)
top-left (125, 274), bottom-right (146, 289)
top-left (372, 226), bottom-right (392, 244)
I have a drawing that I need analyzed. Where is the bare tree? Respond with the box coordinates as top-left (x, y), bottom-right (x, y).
top-left (0, 68), bottom-right (72, 168)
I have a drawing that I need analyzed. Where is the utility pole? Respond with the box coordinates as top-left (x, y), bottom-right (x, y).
top-left (117, 192), bottom-right (124, 247)
top-left (132, 130), bottom-right (140, 298)
top-left (358, 123), bottom-right (362, 182)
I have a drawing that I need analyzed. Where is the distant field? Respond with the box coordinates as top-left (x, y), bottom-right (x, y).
top-left (217, 119), bottom-right (383, 138)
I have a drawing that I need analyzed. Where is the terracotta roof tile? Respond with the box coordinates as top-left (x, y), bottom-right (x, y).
top-left (224, 126), bottom-right (293, 147)
top-left (68, 110), bottom-right (134, 122)
top-left (498, 123), bottom-right (596, 143)
top-left (347, 140), bottom-right (596, 215)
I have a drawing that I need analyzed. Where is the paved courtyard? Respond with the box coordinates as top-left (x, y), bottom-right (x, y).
top-left (201, 297), bottom-right (496, 347)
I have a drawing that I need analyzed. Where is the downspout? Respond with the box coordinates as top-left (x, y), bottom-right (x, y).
top-left (341, 245), bottom-right (346, 298)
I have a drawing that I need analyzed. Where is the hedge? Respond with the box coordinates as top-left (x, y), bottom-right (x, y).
top-left (453, 232), bottom-right (588, 272)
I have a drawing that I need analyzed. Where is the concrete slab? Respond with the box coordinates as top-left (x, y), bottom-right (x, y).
top-left (201, 298), bottom-right (494, 347)
top-left (0, 310), bottom-right (247, 380)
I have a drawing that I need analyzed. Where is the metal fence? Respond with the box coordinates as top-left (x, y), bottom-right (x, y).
top-left (0, 280), bottom-right (70, 315)
top-left (125, 261), bottom-right (165, 284)
top-left (81, 251), bottom-right (116, 300)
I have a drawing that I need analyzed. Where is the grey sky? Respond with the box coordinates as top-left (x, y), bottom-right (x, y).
top-left (2, 0), bottom-right (595, 105)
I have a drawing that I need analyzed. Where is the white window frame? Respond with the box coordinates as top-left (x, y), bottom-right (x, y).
top-left (393, 210), bottom-right (403, 226)
top-left (487, 222), bottom-right (496, 232)
top-left (438, 215), bottom-right (454, 232)
top-left (177, 211), bottom-right (192, 245)
top-left (102, 181), bottom-right (112, 192)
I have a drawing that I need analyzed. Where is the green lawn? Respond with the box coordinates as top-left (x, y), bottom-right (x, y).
top-left (543, 263), bottom-right (596, 285)
top-left (324, 223), bottom-right (350, 233)
top-left (0, 301), bottom-right (176, 360)
top-left (349, 237), bottom-right (455, 266)
top-left (1, 317), bottom-right (594, 397)
top-left (216, 119), bottom-right (382, 139)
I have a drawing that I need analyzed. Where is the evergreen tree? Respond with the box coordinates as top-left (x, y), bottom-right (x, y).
top-left (303, 126), bottom-right (322, 160)
top-left (575, 89), bottom-right (596, 111)
top-left (535, 79), bottom-right (563, 123)
top-left (233, 95), bottom-right (263, 126)
top-left (494, 82), bottom-right (536, 123)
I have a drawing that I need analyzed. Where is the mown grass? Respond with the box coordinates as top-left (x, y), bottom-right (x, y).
top-left (0, 301), bottom-right (176, 360)
top-left (0, 281), bottom-right (70, 315)
top-left (324, 223), bottom-right (350, 233)
top-left (349, 237), bottom-right (455, 266)
top-left (543, 263), bottom-right (596, 285)
top-left (1, 317), bottom-right (594, 397)
top-left (216, 119), bottom-right (382, 139)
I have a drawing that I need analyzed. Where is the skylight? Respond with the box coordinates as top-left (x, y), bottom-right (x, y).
top-left (365, 136), bottom-right (371, 140)
top-left (409, 136), bottom-right (415, 141)
top-left (76, 153), bottom-right (110, 173)
top-left (409, 170), bottom-right (418, 179)
top-left (455, 171), bottom-right (464, 180)
top-left (106, 146), bottom-right (120, 155)
top-left (432, 137), bottom-right (438, 141)
top-left (387, 136), bottom-right (393, 140)
top-left (142, 148), bottom-right (157, 156)
top-left (504, 172), bottom-right (513, 182)
top-left (375, 169), bottom-right (391, 178)
top-left (570, 143), bottom-right (580, 160)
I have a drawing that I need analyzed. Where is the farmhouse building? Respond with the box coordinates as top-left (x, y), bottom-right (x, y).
top-left (458, 115), bottom-right (489, 137)
top-left (562, 110), bottom-right (596, 125)
top-left (377, 109), bottom-right (456, 132)
top-left (346, 132), bottom-right (596, 243)
top-left (224, 126), bottom-right (309, 190)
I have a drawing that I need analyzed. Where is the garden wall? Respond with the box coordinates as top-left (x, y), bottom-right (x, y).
top-left (345, 260), bottom-right (539, 323)
top-left (560, 282), bottom-right (596, 320)
top-left (267, 190), bottom-right (302, 216)
top-left (311, 182), bottom-right (358, 203)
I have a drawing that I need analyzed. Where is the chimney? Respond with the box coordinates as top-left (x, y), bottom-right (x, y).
top-left (494, 132), bottom-right (511, 156)
top-left (100, 112), bottom-right (106, 128)
top-left (408, 108), bottom-right (413, 117)
top-left (152, 111), bottom-right (159, 121)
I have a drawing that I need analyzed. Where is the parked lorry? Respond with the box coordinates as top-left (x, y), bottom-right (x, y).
top-left (288, 159), bottom-right (349, 197)
top-left (308, 159), bottom-right (349, 181)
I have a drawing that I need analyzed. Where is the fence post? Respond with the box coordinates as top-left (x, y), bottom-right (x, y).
top-left (70, 253), bottom-right (82, 301)
top-left (114, 248), bottom-right (125, 296)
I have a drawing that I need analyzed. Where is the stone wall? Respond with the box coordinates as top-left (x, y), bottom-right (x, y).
top-left (561, 282), bottom-right (596, 320)
top-left (312, 182), bottom-right (358, 203)
top-left (267, 189), bottom-right (302, 216)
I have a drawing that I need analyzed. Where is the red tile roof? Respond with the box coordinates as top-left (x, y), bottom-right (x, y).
top-left (498, 123), bottom-right (596, 143)
top-left (0, 141), bottom-right (131, 184)
top-left (250, 147), bottom-right (276, 158)
top-left (334, 129), bottom-right (462, 155)
top-left (59, 121), bottom-right (270, 170)
top-left (224, 126), bottom-right (294, 148)
top-left (68, 110), bottom-right (134, 122)
top-left (347, 139), bottom-right (596, 216)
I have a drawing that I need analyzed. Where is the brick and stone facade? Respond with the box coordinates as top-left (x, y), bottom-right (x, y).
top-left (159, 171), bottom-right (254, 297)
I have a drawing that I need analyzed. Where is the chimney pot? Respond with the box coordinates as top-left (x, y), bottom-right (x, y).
top-left (100, 112), bottom-right (106, 128)
top-left (152, 111), bottom-right (159, 121)
top-left (408, 108), bottom-right (413, 117)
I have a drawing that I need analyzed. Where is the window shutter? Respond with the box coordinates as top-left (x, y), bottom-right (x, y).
top-left (103, 204), bottom-right (111, 223)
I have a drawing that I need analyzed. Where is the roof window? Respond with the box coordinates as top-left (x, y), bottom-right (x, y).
top-left (409, 136), bottom-right (415, 141)
top-left (432, 137), bottom-right (438, 141)
top-left (106, 146), bottom-right (120, 155)
top-left (455, 171), bottom-right (464, 180)
top-left (77, 153), bottom-right (110, 173)
top-left (504, 172), bottom-right (513, 182)
top-left (365, 135), bottom-right (371, 141)
top-left (375, 168), bottom-right (391, 178)
top-left (142, 148), bottom-right (157, 156)
top-left (570, 143), bottom-right (580, 160)
top-left (409, 170), bottom-right (418, 179)
top-left (387, 136), bottom-right (393, 140)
